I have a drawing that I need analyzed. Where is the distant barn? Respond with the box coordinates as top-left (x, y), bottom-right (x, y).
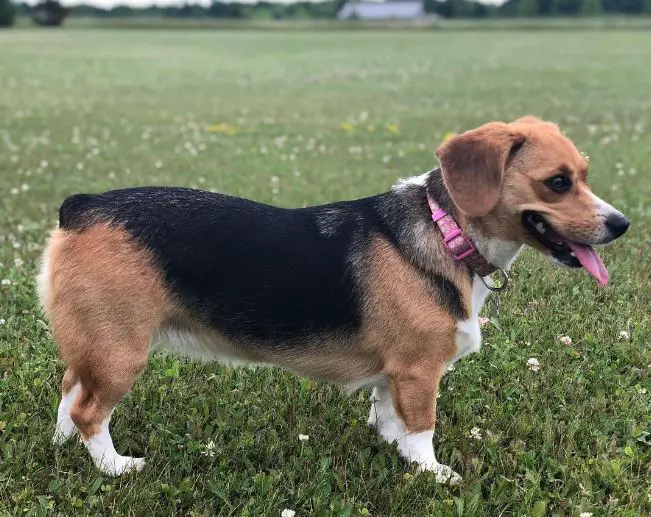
top-left (337, 1), bottom-right (427, 21)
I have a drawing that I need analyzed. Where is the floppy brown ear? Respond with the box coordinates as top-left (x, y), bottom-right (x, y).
top-left (435, 123), bottom-right (524, 217)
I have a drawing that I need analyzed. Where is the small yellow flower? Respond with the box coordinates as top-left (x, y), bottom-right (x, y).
top-left (442, 132), bottom-right (457, 143)
top-left (386, 123), bottom-right (400, 134)
top-left (367, 124), bottom-right (376, 133)
top-left (341, 121), bottom-right (354, 132)
top-left (207, 123), bottom-right (238, 135)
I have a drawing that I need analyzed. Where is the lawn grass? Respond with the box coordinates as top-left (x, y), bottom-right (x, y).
top-left (0, 29), bottom-right (649, 516)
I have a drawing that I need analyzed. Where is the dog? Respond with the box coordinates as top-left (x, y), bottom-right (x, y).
top-left (38, 116), bottom-right (629, 483)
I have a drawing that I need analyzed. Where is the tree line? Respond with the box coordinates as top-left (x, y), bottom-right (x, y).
top-left (2, 0), bottom-right (651, 28)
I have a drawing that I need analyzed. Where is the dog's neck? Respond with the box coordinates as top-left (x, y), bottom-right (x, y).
top-left (465, 227), bottom-right (523, 272)
top-left (424, 169), bottom-right (523, 272)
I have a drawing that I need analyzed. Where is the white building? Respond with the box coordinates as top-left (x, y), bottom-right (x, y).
top-left (337, 1), bottom-right (427, 21)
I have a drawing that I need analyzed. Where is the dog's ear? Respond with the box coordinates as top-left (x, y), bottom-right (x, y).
top-left (435, 123), bottom-right (524, 217)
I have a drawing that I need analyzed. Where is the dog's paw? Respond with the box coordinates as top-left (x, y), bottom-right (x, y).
top-left (418, 461), bottom-right (462, 485)
top-left (97, 455), bottom-right (146, 477)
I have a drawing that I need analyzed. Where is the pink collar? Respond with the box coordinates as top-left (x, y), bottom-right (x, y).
top-left (426, 192), bottom-right (497, 278)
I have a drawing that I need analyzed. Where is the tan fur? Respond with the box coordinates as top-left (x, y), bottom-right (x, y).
top-left (361, 236), bottom-right (462, 432)
top-left (42, 225), bottom-right (173, 438)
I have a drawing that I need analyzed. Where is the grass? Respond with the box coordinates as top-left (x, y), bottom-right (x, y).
top-left (0, 28), bottom-right (649, 516)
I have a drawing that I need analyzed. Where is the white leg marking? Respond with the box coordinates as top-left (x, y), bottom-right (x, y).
top-left (398, 430), bottom-right (461, 484)
top-left (53, 382), bottom-right (80, 445)
top-left (83, 414), bottom-right (145, 476)
top-left (451, 274), bottom-right (490, 365)
top-left (367, 383), bottom-right (461, 484)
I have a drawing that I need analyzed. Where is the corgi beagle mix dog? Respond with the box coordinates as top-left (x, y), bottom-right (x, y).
top-left (38, 116), bottom-right (629, 483)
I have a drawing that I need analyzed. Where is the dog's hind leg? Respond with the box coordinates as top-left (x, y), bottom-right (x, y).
top-left (69, 349), bottom-right (149, 476)
top-left (43, 225), bottom-right (172, 475)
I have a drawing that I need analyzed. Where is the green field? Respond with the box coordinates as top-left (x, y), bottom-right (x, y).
top-left (1, 29), bottom-right (650, 516)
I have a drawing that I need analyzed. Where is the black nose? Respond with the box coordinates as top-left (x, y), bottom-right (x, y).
top-left (605, 213), bottom-right (630, 238)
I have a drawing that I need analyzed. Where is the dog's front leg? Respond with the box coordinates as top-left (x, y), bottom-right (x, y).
top-left (368, 361), bottom-right (460, 484)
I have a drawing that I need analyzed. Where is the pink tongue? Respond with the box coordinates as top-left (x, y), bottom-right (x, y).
top-left (565, 241), bottom-right (609, 287)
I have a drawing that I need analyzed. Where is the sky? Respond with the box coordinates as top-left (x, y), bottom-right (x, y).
top-left (55, 0), bottom-right (505, 11)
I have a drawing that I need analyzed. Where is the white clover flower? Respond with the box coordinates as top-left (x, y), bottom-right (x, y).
top-left (469, 427), bottom-right (482, 440)
top-left (447, 364), bottom-right (456, 372)
top-left (579, 513), bottom-right (593, 517)
top-left (478, 317), bottom-right (490, 327)
top-left (200, 439), bottom-right (216, 458)
top-left (281, 510), bottom-right (295, 517)
top-left (618, 330), bottom-right (630, 341)
top-left (527, 358), bottom-right (540, 372)
top-left (0, 318), bottom-right (6, 325)
top-left (10, 187), bottom-right (19, 195)
top-left (1, 279), bottom-right (12, 286)
top-left (14, 258), bottom-right (23, 267)
top-left (557, 335), bottom-right (572, 346)
top-left (298, 434), bottom-right (309, 442)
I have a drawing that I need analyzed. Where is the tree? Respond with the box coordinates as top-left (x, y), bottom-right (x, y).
top-left (581, 0), bottom-right (602, 15)
top-left (547, 0), bottom-right (560, 14)
top-left (32, 0), bottom-right (68, 25)
top-left (643, 0), bottom-right (651, 13)
top-left (0, 0), bottom-right (16, 27)
top-left (519, 0), bottom-right (538, 16)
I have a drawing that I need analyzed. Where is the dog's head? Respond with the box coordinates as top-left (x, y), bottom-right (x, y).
top-left (435, 116), bottom-right (629, 286)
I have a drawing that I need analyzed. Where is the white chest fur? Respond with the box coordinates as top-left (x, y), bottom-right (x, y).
top-left (451, 276), bottom-right (490, 364)
top-left (450, 237), bottom-right (522, 365)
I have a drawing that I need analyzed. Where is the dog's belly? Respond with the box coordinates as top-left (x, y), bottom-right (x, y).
top-left (151, 325), bottom-right (383, 386)
top-left (151, 326), bottom-right (257, 366)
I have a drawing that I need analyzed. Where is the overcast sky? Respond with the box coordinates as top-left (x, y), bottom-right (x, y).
top-left (55, 0), bottom-right (505, 11)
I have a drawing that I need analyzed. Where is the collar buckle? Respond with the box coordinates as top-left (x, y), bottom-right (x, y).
top-left (443, 229), bottom-right (477, 261)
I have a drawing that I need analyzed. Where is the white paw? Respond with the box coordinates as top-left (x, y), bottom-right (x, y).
top-left (53, 419), bottom-right (77, 445)
top-left (419, 460), bottom-right (462, 485)
top-left (97, 455), bottom-right (146, 476)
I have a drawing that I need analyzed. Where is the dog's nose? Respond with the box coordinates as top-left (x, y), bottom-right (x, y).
top-left (605, 212), bottom-right (630, 238)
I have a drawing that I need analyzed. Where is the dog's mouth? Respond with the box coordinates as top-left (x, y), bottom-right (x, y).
top-left (522, 211), bottom-right (609, 286)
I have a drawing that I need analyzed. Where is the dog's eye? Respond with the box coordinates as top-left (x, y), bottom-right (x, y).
top-left (545, 174), bottom-right (572, 193)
